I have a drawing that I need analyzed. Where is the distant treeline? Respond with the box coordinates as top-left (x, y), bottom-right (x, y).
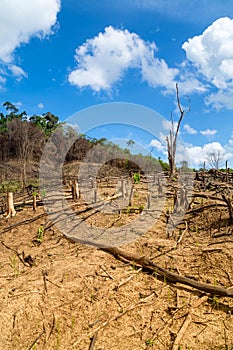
top-left (0, 102), bottom-right (169, 175)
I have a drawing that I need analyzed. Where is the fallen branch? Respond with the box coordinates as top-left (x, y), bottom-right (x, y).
top-left (1, 202), bottom-right (100, 234)
top-left (192, 192), bottom-right (225, 202)
top-left (222, 194), bottom-right (233, 223)
top-left (1, 213), bottom-right (46, 234)
top-left (1, 240), bottom-right (31, 267)
top-left (88, 334), bottom-right (97, 350)
top-left (113, 267), bottom-right (142, 290)
top-left (72, 293), bottom-right (154, 348)
top-left (174, 221), bottom-right (188, 247)
top-left (101, 246), bottom-right (233, 297)
top-left (28, 326), bottom-right (45, 350)
top-left (172, 296), bottom-right (208, 350)
top-left (172, 312), bottom-right (192, 350)
top-left (187, 203), bottom-right (226, 215)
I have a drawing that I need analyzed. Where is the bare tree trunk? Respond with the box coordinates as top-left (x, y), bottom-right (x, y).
top-left (222, 194), bottom-right (233, 223)
top-left (226, 160), bottom-right (229, 183)
top-left (33, 194), bottom-right (37, 211)
top-left (6, 192), bottom-right (16, 218)
top-left (71, 179), bottom-right (80, 201)
top-left (166, 84), bottom-right (190, 179)
top-left (158, 177), bottom-right (163, 195)
top-left (167, 128), bottom-right (176, 178)
top-left (128, 185), bottom-right (134, 206)
top-left (22, 160), bottom-right (26, 190)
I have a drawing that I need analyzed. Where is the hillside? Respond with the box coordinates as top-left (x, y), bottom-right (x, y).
top-left (0, 165), bottom-right (233, 349)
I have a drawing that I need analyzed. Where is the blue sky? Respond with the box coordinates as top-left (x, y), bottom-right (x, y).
top-left (1, 0), bottom-right (233, 168)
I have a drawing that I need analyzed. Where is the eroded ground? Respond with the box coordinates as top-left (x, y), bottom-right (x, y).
top-left (1, 174), bottom-right (233, 349)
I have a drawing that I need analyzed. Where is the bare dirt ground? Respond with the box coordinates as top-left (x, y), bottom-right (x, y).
top-left (1, 172), bottom-right (233, 349)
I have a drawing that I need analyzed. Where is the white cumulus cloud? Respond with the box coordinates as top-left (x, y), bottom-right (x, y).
top-left (205, 89), bottom-right (233, 110)
top-left (68, 26), bottom-right (178, 92)
top-left (162, 119), bottom-right (178, 131)
top-left (200, 129), bottom-right (217, 137)
top-left (183, 123), bottom-right (197, 134)
top-left (0, 0), bottom-right (60, 87)
top-left (182, 17), bottom-right (233, 90)
top-left (186, 141), bottom-right (231, 167)
top-left (149, 139), bottom-right (165, 152)
top-left (0, 0), bottom-right (61, 63)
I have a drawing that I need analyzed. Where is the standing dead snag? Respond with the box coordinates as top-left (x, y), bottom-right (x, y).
top-left (33, 193), bottom-right (37, 211)
top-left (206, 150), bottom-right (225, 170)
top-left (166, 83), bottom-right (190, 179)
top-left (71, 178), bottom-right (80, 201)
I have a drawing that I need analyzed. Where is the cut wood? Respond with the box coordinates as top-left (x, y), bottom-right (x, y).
top-left (6, 192), bottom-right (16, 218)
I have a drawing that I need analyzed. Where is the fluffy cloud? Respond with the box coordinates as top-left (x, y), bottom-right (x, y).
top-left (182, 17), bottom-right (233, 90)
top-left (149, 139), bottom-right (165, 152)
top-left (68, 26), bottom-right (178, 92)
top-left (186, 141), bottom-right (231, 167)
top-left (205, 89), bottom-right (233, 110)
top-left (0, 0), bottom-right (61, 63)
top-left (183, 123), bottom-right (197, 134)
top-left (200, 129), bottom-right (217, 137)
top-left (177, 77), bottom-right (207, 95)
top-left (162, 119), bottom-right (178, 131)
top-left (0, 0), bottom-right (60, 87)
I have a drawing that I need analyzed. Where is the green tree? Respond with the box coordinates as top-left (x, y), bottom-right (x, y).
top-left (3, 101), bottom-right (19, 115)
top-left (0, 101), bottom-right (27, 132)
top-left (126, 139), bottom-right (135, 148)
top-left (158, 157), bottom-right (169, 171)
top-left (30, 112), bottom-right (61, 137)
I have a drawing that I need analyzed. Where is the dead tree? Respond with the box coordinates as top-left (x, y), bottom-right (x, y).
top-left (166, 83), bottom-right (190, 179)
top-left (225, 160), bottom-right (229, 183)
top-left (71, 178), bottom-right (80, 201)
top-left (8, 119), bottom-right (44, 190)
top-left (206, 150), bottom-right (224, 170)
top-left (33, 194), bottom-right (37, 211)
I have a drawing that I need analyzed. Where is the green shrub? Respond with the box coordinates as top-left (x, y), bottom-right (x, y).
top-left (133, 172), bottom-right (141, 184)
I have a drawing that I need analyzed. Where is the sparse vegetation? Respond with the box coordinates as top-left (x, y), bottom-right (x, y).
top-left (9, 255), bottom-right (19, 277)
top-left (36, 226), bottom-right (44, 244)
top-left (0, 101), bottom-right (233, 350)
top-left (133, 172), bottom-right (141, 184)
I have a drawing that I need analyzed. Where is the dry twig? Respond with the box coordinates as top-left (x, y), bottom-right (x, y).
top-left (172, 296), bottom-right (208, 350)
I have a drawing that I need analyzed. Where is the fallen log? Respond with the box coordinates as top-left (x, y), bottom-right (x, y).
top-left (192, 192), bottom-right (224, 202)
top-left (187, 203), bottom-right (227, 215)
top-left (101, 246), bottom-right (233, 297)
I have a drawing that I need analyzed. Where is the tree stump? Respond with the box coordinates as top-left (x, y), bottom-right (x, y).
top-left (6, 192), bottom-right (16, 218)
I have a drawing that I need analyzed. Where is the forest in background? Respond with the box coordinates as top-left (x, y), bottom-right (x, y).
top-left (0, 101), bottom-right (170, 191)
